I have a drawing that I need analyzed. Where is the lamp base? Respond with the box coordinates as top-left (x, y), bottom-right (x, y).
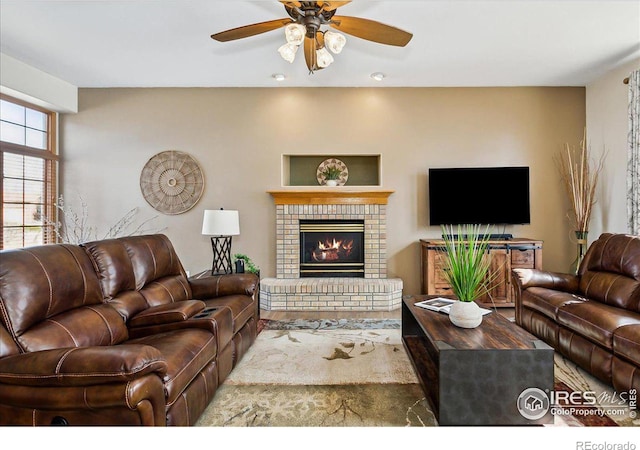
top-left (210, 236), bottom-right (233, 275)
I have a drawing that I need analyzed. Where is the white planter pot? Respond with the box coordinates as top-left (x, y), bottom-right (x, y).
top-left (326, 179), bottom-right (338, 187)
top-left (449, 301), bottom-right (483, 329)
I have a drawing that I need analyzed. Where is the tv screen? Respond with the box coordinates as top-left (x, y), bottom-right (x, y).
top-left (428, 166), bottom-right (530, 225)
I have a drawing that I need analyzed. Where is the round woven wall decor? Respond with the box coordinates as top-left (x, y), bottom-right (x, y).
top-left (316, 158), bottom-right (349, 186)
top-left (140, 150), bottom-right (204, 215)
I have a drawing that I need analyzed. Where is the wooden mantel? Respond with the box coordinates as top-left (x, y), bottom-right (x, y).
top-left (268, 189), bottom-right (395, 205)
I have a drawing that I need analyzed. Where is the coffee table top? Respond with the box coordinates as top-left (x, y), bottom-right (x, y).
top-left (403, 295), bottom-right (542, 350)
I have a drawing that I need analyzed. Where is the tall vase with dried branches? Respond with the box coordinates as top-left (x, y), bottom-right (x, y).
top-left (556, 132), bottom-right (606, 274)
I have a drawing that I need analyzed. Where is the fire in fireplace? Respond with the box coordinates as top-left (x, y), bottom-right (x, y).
top-left (299, 219), bottom-right (365, 277)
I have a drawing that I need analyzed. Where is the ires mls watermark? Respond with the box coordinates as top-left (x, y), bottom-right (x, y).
top-left (517, 387), bottom-right (637, 421)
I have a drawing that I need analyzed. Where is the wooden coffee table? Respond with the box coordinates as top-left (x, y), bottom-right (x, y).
top-left (402, 295), bottom-right (554, 426)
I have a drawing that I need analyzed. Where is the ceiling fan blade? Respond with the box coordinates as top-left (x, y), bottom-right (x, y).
top-left (279, 1), bottom-right (302, 7)
top-left (321, 1), bottom-right (352, 11)
top-left (304, 35), bottom-right (318, 72)
top-left (211, 18), bottom-right (293, 42)
top-left (330, 16), bottom-right (413, 47)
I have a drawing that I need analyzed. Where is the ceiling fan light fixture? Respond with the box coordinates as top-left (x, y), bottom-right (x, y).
top-left (278, 42), bottom-right (299, 63)
top-left (324, 31), bottom-right (346, 54)
top-left (316, 47), bottom-right (334, 68)
top-left (284, 23), bottom-right (306, 46)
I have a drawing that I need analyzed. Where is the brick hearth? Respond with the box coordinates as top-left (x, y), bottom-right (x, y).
top-left (260, 189), bottom-right (403, 311)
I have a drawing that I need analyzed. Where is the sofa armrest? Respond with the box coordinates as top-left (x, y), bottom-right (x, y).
top-left (189, 273), bottom-right (259, 299)
top-left (511, 268), bottom-right (580, 292)
top-left (128, 300), bottom-right (206, 328)
top-left (0, 345), bottom-right (167, 387)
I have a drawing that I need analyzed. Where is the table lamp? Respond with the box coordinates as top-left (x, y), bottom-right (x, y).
top-left (201, 209), bottom-right (240, 275)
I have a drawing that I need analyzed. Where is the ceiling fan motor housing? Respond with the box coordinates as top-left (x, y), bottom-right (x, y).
top-left (285, 2), bottom-right (336, 37)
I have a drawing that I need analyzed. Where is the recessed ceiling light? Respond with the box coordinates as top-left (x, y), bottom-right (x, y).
top-left (272, 73), bottom-right (286, 81)
top-left (370, 72), bottom-right (385, 81)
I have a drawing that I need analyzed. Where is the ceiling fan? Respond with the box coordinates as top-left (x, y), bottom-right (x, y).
top-left (211, 1), bottom-right (413, 73)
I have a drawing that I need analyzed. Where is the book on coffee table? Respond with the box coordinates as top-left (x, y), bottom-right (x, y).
top-left (414, 297), bottom-right (492, 315)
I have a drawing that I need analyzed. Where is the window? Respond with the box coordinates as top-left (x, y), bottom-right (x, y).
top-left (1, 95), bottom-right (58, 249)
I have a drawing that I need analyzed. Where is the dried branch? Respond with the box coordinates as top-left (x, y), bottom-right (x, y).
top-left (555, 131), bottom-right (606, 232)
top-left (43, 195), bottom-right (165, 244)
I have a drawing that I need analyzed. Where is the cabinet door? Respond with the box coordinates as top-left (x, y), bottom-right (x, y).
top-left (481, 248), bottom-right (510, 306)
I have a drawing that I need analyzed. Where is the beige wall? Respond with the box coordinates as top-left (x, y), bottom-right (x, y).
top-left (586, 58), bottom-right (640, 238)
top-left (60, 87), bottom-right (585, 296)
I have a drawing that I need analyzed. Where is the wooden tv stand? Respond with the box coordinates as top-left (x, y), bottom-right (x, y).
top-left (419, 238), bottom-right (543, 307)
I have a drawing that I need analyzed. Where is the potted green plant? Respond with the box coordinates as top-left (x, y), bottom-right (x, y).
top-left (232, 253), bottom-right (260, 277)
top-left (439, 224), bottom-right (494, 328)
top-left (322, 166), bottom-right (342, 186)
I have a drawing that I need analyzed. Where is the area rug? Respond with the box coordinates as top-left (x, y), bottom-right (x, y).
top-left (196, 319), bottom-right (639, 427)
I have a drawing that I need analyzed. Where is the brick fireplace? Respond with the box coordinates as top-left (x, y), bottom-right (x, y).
top-left (260, 189), bottom-right (403, 311)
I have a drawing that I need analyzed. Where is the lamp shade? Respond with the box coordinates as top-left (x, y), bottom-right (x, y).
top-left (324, 31), bottom-right (346, 54)
top-left (316, 47), bottom-right (334, 68)
top-left (284, 24), bottom-right (305, 46)
top-left (278, 42), bottom-right (298, 63)
top-left (202, 209), bottom-right (240, 236)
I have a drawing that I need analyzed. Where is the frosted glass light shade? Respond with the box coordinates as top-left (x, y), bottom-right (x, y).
top-left (316, 47), bottom-right (334, 68)
top-left (278, 43), bottom-right (298, 63)
top-left (324, 31), bottom-right (346, 54)
top-left (202, 210), bottom-right (240, 236)
top-left (284, 24), bottom-right (306, 45)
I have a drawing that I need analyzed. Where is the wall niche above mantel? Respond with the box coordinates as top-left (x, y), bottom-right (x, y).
top-left (282, 154), bottom-right (381, 187)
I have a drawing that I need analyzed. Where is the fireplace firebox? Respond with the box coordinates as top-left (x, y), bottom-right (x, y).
top-left (299, 220), bottom-right (365, 278)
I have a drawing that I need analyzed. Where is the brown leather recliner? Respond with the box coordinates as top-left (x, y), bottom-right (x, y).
top-left (0, 234), bottom-right (258, 426)
top-left (512, 233), bottom-right (640, 394)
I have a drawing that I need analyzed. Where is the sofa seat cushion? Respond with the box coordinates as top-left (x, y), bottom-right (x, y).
top-left (202, 295), bottom-right (254, 334)
top-left (522, 287), bottom-right (588, 320)
top-left (557, 302), bottom-right (640, 350)
top-left (613, 324), bottom-right (640, 367)
top-left (128, 329), bottom-right (216, 405)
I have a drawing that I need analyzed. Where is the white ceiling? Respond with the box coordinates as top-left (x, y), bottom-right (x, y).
top-left (1, 0), bottom-right (639, 88)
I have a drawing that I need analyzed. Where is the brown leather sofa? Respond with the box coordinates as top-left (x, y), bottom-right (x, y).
top-left (0, 234), bottom-right (258, 426)
top-left (512, 233), bottom-right (640, 394)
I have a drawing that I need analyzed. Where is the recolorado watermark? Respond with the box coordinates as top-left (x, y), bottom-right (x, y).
top-left (576, 442), bottom-right (636, 450)
top-left (517, 387), bottom-right (637, 421)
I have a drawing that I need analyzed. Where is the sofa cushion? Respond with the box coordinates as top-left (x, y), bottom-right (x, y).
top-left (612, 324), bottom-right (640, 367)
top-left (18, 304), bottom-right (129, 352)
top-left (128, 329), bottom-right (217, 406)
top-left (139, 275), bottom-right (191, 307)
top-left (0, 244), bottom-right (116, 349)
top-left (119, 235), bottom-right (190, 292)
top-left (521, 287), bottom-right (587, 320)
top-left (82, 239), bottom-right (137, 299)
top-left (557, 301), bottom-right (640, 350)
top-left (579, 233), bottom-right (640, 312)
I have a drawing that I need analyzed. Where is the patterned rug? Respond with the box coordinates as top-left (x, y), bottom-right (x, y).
top-left (196, 319), bottom-right (639, 427)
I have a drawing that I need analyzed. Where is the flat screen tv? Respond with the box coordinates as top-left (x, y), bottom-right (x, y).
top-left (429, 166), bottom-right (530, 226)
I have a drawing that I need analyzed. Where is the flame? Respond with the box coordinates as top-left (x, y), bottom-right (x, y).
top-left (312, 238), bottom-right (354, 261)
